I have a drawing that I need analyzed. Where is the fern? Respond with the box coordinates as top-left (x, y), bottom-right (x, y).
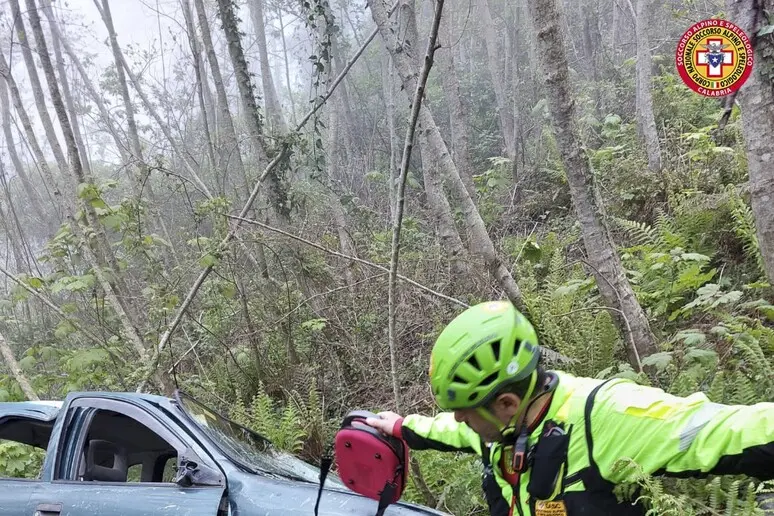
top-left (615, 218), bottom-right (660, 247)
top-left (728, 188), bottom-right (767, 278)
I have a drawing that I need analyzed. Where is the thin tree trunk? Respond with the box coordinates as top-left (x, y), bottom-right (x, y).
top-left (97, 0), bottom-right (180, 266)
top-left (726, 0), bottom-right (774, 285)
top-left (193, 0), bottom-right (250, 191)
top-left (277, 7), bottom-right (298, 126)
top-left (370, 0), bottom-right (520, 302)
top-left (0, 330), bottom-right (39, 401)
top-left (326, 93), bottom-right (358, 288)
top-left (395, 0), bottom-right (470, 278)
top-left (42, 6), bottom-right (131, 165)
top-left (525, 0), bottom-right (657, 367)
top-left (44, 0), bottom-right (92, 177)
top-left (99, 0), bottom-right (149, 194)
top-left (0, 79), bottom-right (48, 224)
top-left (0, 170), bottom-right (30, 273)
top-left (215, 0), bottom-right (289, 224)
top-left (384, 53), bottom-right (398, 220)
top-left (181, 0), bottom-right (218, 176)
top-left (634, 0), bottom-right (661, 171)
top-left (8, 0), bottom-right (69, 175)
top-left (0, 51), bottom-right (65, 219)
top-left (477, 0), bottom-right (516, 166)
top-left (82, 1), bottom-right (212, 199)
top-left (247, 0), bottom-right (286, 134)
top-left (436, 11), bottom-right (476, 201)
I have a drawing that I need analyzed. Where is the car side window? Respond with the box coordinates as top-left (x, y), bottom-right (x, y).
top-left (0, 418), bottom-right (52, 480)
top-left (71, 408), bottom-right (179, 484)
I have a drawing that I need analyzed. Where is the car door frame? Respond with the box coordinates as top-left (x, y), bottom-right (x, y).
top-left (0, 403), bottom-right (60, 515)
top-left (28, 396), bottom-right (228, 516)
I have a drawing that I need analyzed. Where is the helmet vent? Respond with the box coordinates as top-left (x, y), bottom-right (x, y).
top-left (467, 354), bottom-right (481, 371)
top-left (479, 371), bottom-right (499, 386)
top-left (453, 374), bottom-right (466, 385)
top-left (491, 339), bottom-right (501, 362)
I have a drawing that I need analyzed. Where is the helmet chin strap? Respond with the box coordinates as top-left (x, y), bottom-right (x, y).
top-left (474, 370), bottom-right (538, 441)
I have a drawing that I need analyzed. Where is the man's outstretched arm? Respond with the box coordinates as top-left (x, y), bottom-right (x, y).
top-left (588, 380), bottom-right (774, 483)
top-left (366, 411), bottom-right (482, 455)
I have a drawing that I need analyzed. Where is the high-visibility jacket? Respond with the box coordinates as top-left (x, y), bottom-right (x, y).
top-left (393, 370), bottom-right (774, 516)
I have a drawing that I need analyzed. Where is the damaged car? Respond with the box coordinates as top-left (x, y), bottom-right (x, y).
top-left (0, 391), bottom-right (446, 515)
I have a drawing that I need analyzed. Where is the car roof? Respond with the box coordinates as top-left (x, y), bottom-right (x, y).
top-left (0, 392), bottom-right (179, 422)
top-left (0, 400), bottom-right (63, 421)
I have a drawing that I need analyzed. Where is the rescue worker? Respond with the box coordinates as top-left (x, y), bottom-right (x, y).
top-left (365, 300), bottom-right (774, 515)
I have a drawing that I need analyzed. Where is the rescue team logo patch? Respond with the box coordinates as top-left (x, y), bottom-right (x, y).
top-left (676, 18), bottom-right (753, 97)
top-left (535, 500), bottom-right (567, 516)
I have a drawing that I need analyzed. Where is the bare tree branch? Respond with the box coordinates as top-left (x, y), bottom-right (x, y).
top-left (226, 214), bottom-right (468, 307)
top-left (388, 0), bottom-right (445, 506)
top-left (389, 0), bottom-right (445, 412)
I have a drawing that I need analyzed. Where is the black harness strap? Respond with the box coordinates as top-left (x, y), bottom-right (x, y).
top-left (314, 455), bottom-right (333, 516)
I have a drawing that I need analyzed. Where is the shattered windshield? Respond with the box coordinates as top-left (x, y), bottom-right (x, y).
top-left (175, 391), bottom-right (341, 486)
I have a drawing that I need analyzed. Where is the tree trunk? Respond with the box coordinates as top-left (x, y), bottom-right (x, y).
top-left (44, 0), bottom-right (92, 177)
top-left (193, 0), bottom-right (250, 191)
top-left (477, 0), bottom-right (516, 166)
top-left (368, 0), bottom-right (522, 305)
top-left (246, 0), bottom-right (286, 134)
top-left (181, 0), bottom-right (218, 175)
top-left (8, 0), bottom-right (69, 176)
top-left (215, 0), bottom-right (290, 224)
top-left (727, 0), bottom-right (774, 285)
top-left (41, 6), bottom-right (131, 165)
top-left (525, 0), bottom-right (658, 367)
top-left (326, 83), bottom-right (358, 288)
top-left (277, 7), bottom-right (298, 126)
top-left (394, 0), bottom-right (471, 279)
top-left (634, 0), bottom-right (662, 171)
top-left (97, 0), bottom-right (180, 266)
top-left (213, 0), bottom-right (268, 164)
top-left (26, 0), bottom-right (135, 320)
top-left (383, 53), bottom-right (399, 220)
top-left (436, 11), bottom-right (476, 202)
top-left (0, 51), bottom-right (66, 220)
top-left (0, 168), bottom-right (31, 273)
top-left (0, 330), bottom-right (39, 401)
top-left (0, 78), bottom-right (48, 225)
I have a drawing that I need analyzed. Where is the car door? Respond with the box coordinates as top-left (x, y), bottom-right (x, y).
top-left (0, 401), bottom-right (60, 516)
top-left (26, 396), bottom-right (226, 516)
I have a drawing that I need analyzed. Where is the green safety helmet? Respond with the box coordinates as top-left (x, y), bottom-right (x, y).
top-left (428, 301), bottom-right (541, 411)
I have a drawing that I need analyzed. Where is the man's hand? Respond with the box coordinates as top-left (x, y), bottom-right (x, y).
top-left (365, 411), bottom-right (403, 436)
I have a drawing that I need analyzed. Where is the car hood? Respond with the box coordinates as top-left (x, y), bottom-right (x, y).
top-left (227, 473), bottom-right (448, 516)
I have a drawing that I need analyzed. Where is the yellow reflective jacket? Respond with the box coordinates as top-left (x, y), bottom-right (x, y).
top-left (394, 371), bottom-right (774, 516)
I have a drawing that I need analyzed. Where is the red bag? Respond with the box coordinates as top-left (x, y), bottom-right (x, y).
top-left (315, 410), bottom-right (410, 516)
top-left (335, 410), bottom-right (410, 503)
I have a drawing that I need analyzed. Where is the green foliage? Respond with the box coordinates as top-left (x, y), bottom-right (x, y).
top-left (512, 233), bottom-right (623, 377)
top-left (611, 458), bottom-right (767, 515)
top-left (402, 450), bottom-right (488, 516)
top-left (0, 441), bottom-right (45, 479)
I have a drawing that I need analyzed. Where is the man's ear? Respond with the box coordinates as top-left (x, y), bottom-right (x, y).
top-left (493, 392), bottom-right (522, 417)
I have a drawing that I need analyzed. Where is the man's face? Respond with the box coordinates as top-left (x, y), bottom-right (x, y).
top-left (453, 408), bottom-right (502, 442)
